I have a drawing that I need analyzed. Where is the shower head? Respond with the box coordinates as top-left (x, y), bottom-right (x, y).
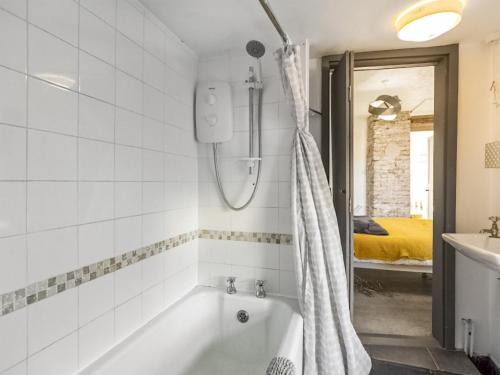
top-left (246, 40), bottom-right (266, 59)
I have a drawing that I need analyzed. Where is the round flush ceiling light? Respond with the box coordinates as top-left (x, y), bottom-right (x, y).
top-left (395, 0), bottom-right (465, 42)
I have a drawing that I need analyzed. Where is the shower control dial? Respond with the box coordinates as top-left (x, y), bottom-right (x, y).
top-left (206, 93), bottom-right (217, 105)
top-left (205, 114), bottom-right (217, 126)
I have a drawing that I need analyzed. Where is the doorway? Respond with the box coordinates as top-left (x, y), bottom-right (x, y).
top-left (320, 46), bottom-right (458, 349)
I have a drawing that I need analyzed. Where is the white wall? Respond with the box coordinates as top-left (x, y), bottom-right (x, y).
top-left (455, 41), bottom-right (500, 364)
top-left (0, 1), bottom-right (199, 373)
top-left (196, 49), bottom-right (297, 297)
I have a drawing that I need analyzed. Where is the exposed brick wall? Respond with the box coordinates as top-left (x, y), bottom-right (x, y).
top-left (366, 112), bottom-right (411, 217)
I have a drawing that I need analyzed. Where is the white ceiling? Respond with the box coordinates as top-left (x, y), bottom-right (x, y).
top-left (354, 66), bottom-right (435, 116)
top-left (140, 0), bottom-right (500, 57)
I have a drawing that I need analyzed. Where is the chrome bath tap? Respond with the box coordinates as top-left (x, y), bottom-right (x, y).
top-left (226, 276), bottom-right (237, 294)
top-left (480, 216), bottom-right (499, 238)
top-left (255, 280), bottom-right (266, 298)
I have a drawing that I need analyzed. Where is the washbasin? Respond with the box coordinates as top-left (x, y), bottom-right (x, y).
top-left (442, 233), bottom-right (500, 273)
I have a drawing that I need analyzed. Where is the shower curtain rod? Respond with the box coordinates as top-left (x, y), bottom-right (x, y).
top-left (257, 0), bottom-right (291, 46)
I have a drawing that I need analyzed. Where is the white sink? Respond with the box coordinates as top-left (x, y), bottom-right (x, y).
top-left (442, 233), bottom-right (500, 273)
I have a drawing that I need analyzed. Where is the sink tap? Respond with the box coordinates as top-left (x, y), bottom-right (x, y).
top-left (226, 276), bottom-right (237, 294)
top-left (480, 216), bottom-right (499, 238)
top-left (255, 280), bottom-right (266, 298)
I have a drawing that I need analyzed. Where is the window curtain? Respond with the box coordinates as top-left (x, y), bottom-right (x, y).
top-left (275, 45), bottom-right (371, 375)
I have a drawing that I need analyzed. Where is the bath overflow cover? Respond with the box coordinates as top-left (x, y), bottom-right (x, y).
top-left (237, 310), bottom-right (249, 323)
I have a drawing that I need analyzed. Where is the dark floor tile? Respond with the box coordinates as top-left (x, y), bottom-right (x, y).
top-left (367, 345), bottom-right (438, 370)
top-left (370, 359), bottom-right (432, 375)
top-left (428, 348), bottom-right (481, 375)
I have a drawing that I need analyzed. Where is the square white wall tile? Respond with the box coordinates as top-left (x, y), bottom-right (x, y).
top-left (116, 32), bottom-right (143, 79)
top-left (28, 0), bottom-right (78, 46)
top-left (115, 108), bottom-right (142, 147)
top-left (114, 294), bottom-right (142, 343)
top-left (116, 0), bottom-right (143, 46)
top-left (78, 182), bottom-right (114, 223)
top-left (27, 130), bottom-right (77, 180)
top-left (79, 51), bottom-right (115, 103)
top-left (142, 182), bottom-right (164, 213)
top-left (142, 212), bottom-right (165, 246)
top-left (114, 182), bottom-right (142, 217)
top-left (79, 7), bottom-right (115, 65)
top-left (78, 273), bottom-right (114, 327)
top-left (0, 9), bottom-right (27, 72)
top-left (27, 182), bottom-right (77, 232)
top-left (0, 309), bottom-right (27, 373)
top-left (28, 78), bottom-right (78, 135)
top-left (79, 95), bottom-right (115, 142)
top-left (142, 118), bottom-right (164, 151)
top-left (0, 67), bottom-right (26, 126)
top-left (80, 0), bottom-right (116, 27)
top-left (78, 139), bottom-right (114, 181)
top-left (143, 53), bottom-right (164, 92)
top-left (27, 332), bottom-right (78, 375)
top-left (115, 145), bottom-right (142, 181)
top-left (116, 71), bottom-right (142, 113)
top-left (27, 227), bottom-right (77, 284)
top-left (0, 235), bottom-right (26, 295)
top-left (142, 256), bottom-right (164, 290)
top-left (0, 124), bottom-right (26, 180)
top-left (114, 262), bottom-right (141, 306)
top-left (114, 216), bottom-right (142, 253)
top-left (143, 84), bottom-right (163, 122)
top-left (78, 310), bottom-right (115, 369)
top-left (144, 16), bottom-right (165, 61)
top-left (78, 220), bottom-right (114, 266)
top-left (28, 26), bottom-right (78, 90)
top-left (0, 182), bottom-right (26, 237)
top-left (27, 288), bottom-right (78, 354)
top-left (142, 282), bottom-right (165, 322)
top-left (142, 150), bottom-right (164, 181)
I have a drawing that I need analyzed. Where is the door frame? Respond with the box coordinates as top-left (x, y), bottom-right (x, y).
top-left (320, 45), bottom-right (459, 350)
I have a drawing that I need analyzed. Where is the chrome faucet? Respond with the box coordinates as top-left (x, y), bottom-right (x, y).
top-left (255, 280), bottom-right (266, 298)
top-left (226, 276), bottom-right (237, 294)
top-left (480, 216), bottom-right (499, 238)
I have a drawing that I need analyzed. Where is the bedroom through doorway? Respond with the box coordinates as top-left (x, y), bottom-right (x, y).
top-left (351, 66), bottom-right (435, 337)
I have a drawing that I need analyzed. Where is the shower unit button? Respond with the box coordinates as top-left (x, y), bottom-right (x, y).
top-left (195, 81), bottom-right (233, 143)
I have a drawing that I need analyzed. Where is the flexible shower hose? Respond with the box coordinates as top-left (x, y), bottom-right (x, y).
top-left (213, 88), bottom-right (263, 211)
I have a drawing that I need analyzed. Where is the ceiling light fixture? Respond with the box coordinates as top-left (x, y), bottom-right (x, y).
top-left (368, 95), bottom-right (402, 121)
top-left (395, 0), bottom-right (465, 42)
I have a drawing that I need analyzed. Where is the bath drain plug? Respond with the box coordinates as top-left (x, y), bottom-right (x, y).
top-left (237, 310), bottom-right (249, 323)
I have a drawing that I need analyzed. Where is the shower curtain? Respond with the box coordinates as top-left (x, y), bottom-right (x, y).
top-left (275, 45), bottom-right (371, 375)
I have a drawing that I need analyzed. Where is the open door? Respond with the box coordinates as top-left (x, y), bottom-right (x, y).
top-left (329, 52), bottom-right (354, 306)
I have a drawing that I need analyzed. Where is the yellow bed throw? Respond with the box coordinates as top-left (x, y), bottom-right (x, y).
top-left (354, 218), bottom-right (433, 261)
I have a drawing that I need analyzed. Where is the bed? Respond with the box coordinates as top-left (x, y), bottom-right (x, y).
top-left (354, 217), bottom-right (433, 273)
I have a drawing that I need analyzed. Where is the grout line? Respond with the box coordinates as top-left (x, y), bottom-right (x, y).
top-left (24, 0), bottom-right (29, 373)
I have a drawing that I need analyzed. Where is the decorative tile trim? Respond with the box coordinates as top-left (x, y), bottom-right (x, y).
top-left (0, 229), bottom-right (292, 317)
top-left (0, 230), bottom-right (198, 317)
top-left (198, 229), bottom-right (293, 245)
top-left (485, 140), bottom-right (500, 168)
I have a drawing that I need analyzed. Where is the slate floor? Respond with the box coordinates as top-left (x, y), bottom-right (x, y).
top-left (363, 338), bottom-right (481, 375)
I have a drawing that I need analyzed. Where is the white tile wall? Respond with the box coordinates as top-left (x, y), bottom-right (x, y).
top-left (196, 49), bottom-right (296, 297)
top-left (0, 1), bottom-right (199, 373)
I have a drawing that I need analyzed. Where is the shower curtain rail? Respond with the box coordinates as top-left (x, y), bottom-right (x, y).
top-left (257, 0), bottom-right (291, 46)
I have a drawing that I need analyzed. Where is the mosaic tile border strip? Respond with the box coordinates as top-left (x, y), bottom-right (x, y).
top-left (0, 229), bottom-right (292, 317)
top-left (0, 230), bottom-right (198, 318)
top-left (485, 140), bottom-right (500, 168)
top-left (198, 229), bottom-right (293, 245)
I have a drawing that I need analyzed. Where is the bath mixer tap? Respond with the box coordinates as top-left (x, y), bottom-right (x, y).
top-left (226, 276), bottom-right (237, 294)
top-left (480, 216), bottom-right (499, 238)
top-left (255, 280), bottom-right (266, 298)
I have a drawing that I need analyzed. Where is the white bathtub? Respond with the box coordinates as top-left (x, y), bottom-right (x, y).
top-left (79, 286), bottom-right (303, 375)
